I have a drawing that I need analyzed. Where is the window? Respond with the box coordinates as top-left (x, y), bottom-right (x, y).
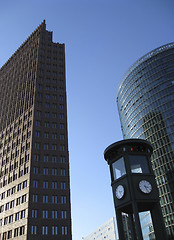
top-left (52, 144), bottom-right (57, 150)
top-left (44, 132), bottom-right (49, 138)
top-left (60, 104), bottom-right (64, 110)
top-left (60, 134), bottom-right (65, 140)
top-left (7, 230), bottom-right (12, 239)
top-left (43, 168), bottom-right (49, 175)
top-left (44, 144), bottom-right (49, 150)
top-left (17, 183), bottom-right (22, 191)
top-left (60, 95), bottom-right (64, 101)
top-left (44, 122), bottom-right (49, 128)
top-left (61, 196), bottom-right (67, 204)
top-left (52, 113), bottom-right (57, 118)
top-left (61, 182), bottom-right (66, 190)
top-left (14, 228), bottom-right (19, 237)
top-left (16, 197), bottom-right (21, 206)
top-left (21, 209), bottom-right (26, 219)
top-left (42, 210), bottom-right (48, 219)
top-left (42, 226), bottom-right (48, 235)
top-left (0, 205), bottom-right (4, 213)
top-left (52, 195), bottom-right (58, 204)
top-left (9, 214), bottom-right (13, 223)
top-left (128, 155), bottom-right (149, 174)
top-left (32, 194), bottom-right (38, 203)
top-left (43, 181), bottom-right (48, 189)
top-left (46, 94), bottom-right (50, 99)
top-left (60, 123), bottom-right (64, 129)
top-left (53, 95), bottom-right (57, 100)
top-left (52, 133), bottom-right (57, 139)
top-left (44, 155), bottom-right (49, 162)
top-left (33, 180), bottom-right (38, 188)
top-left (32, 209), bottom-right (38, 218)
top-left (53, 103), bottom-right (57, 109)
top-left (52, 156), bottom-right (57, 163)
top-left (61, 169), bottom-right (66, 176)
top-left (60, 145), bottom-right (65, 151)
top-left (15, 212), bottom-right (20, 221)
top-left (10, 200), bottom-right (15, 208)
top-left (33, 167), bottom-right (39, 174)
top-left (52, 168), bottom-right (57, 175)
top-left (34, 154), bottom-right (39, 161)
top-left (45, 103), bottom-right (50, 108)
top-left (52, 181), bottom-right (57, 189)
top-left (5, 202), bottom-right (10, 210)
top-left (60, 156), bottom-right (66, 163)
top-left (36, 111), bottom-right (41, 117)
top-left (43, 195), bottom-right (48, 203)
top-left (34, 142), bottom-right (40, 149)
top-left (60, 113), bottom-right (64, 119)
top-left (7, 189), bottom-right (11, 197)
top-left (112, 157), bottom-right (126, 180)
top-left (31, 226), bottom-right (37, 235)
top-left (20, 226), bottom-right (25, 236)
top-left (22, 194), bottom-right (27, 203)
top-left (52, 226), bottom-right (58, 235)
top-left (35, 131), bottom-right (40, 137)
top-left (61, 210), bottom-right (67, 219)
top-left (52, 210), bottom-right (58, 219)
top-left (36, 121), bottom-right (41, 126)
top-left (62, 226), bottom-right (68, 235)
top-left (52, 123), bottom-right (57, 128)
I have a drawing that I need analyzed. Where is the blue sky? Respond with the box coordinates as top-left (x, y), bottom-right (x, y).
top-left (0, 0), bottom-right (174, 239)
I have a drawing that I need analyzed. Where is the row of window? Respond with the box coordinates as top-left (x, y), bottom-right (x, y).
top-left (36, 101), bottom-right (64, 110)
top-left (31, 209), bottom-right (67, 219)
top-left (34, 142), bottom-right (65, 151)
top-left (36, 109), bottom-right (64, 118)
top-left (31, 225), bottom-right (68, 235)
top-left (34, 154), bottom-right (66, 163)
top-left (35, 131), bottom-right (65, 140)
top-left (32, 194), bottom-right (67, 204)
top-left (1, 225), bottom-right (25, 239)
top-left (37, 93), bottom-right (64, 101)
top-left (0, 209), bottom-right (26, 226)
top-left (0, 180), bottom-right (27, 200)
top-left (33, 181), bottom-right (66, 190)
top-left (36, 86), bottom-right (64, 93)
top-left (35, 122), bottom-right (65, 129)
top-left (33, 168), bottom-right (66, 176)
top-left (0, 194), bottom-right (27, 213)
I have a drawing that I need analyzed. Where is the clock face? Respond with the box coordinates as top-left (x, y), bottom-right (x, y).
top-left (116, 185), bottom-right (125, 199)
top-left (139, 180), bottom-right (152, 194)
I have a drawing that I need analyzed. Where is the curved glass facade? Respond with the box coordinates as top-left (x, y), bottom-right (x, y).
top-left (117, 42), bottom-right (174, 239)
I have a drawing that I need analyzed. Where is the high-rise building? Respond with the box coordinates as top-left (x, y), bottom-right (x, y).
top-left (117, 42), bottom-right (174, 239)
top-left (0, 20), bottom-right (72, 240)
top-left (83, 217), bottom-right (117, 240)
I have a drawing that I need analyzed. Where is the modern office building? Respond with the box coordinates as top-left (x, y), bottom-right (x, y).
top-left (0, 20), bottom-right (72, 240)
top-left (117, 42), bottom-right (174, 239)
top-left (83, 217), bottom-right (117, 240)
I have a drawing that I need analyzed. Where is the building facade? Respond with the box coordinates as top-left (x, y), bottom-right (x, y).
top-left (0, 21), bottom-right (72, 240)
top-left (83, 217), bottom-right (117, 240)
top-left (117, 42), bottom-right (174, 239)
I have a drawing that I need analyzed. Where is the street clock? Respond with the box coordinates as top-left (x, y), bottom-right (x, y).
top-left (104, 139), bottom-right (167, 240)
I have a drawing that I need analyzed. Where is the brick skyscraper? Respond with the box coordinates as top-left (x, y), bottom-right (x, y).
top-left (0, 20), bottom-right (72, 240)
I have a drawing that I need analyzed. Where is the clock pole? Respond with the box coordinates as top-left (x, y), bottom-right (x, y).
top-left (104, 139), bottom-right (168, 240)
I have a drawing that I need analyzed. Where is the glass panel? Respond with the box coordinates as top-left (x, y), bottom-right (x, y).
top-left (129, 155), bottom-right (149, 174)
top-left (112, 157), bottom-right (126, 180)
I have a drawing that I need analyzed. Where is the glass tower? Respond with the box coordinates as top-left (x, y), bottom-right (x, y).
top-left (117, 42), bottom-right (174, 239)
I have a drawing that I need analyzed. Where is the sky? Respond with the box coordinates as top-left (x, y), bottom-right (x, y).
top-left (0, 0), bottom-right (174, 239)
